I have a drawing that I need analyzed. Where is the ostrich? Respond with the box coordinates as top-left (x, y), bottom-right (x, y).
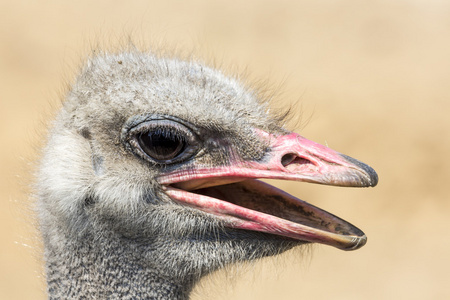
top-left (37, 51), bottom-right (378, 299)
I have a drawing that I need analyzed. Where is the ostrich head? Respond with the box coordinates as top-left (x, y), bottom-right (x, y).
top-left (37, 51), bottom-right (377, 299)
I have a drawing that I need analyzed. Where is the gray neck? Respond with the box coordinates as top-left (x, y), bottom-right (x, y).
top-left (43, 228), bottom-right (195, 300)
top-left (40, 198), bottom-right (298, 300)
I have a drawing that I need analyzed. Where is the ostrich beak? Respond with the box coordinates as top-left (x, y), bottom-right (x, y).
top-left (159, 131), bottom-right (378, 251)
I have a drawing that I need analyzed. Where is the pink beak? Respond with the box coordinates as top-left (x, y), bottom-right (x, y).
top-left (159, 131), bottom-right (377, 250)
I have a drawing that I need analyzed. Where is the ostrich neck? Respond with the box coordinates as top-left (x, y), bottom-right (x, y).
top-left (43, 227), bottom-right (194, 300)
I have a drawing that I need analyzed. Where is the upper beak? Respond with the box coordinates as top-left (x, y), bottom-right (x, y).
top-left (251, 132), bottom-right (378, 187)
top-left (164, 131), bottom-right (378, 191)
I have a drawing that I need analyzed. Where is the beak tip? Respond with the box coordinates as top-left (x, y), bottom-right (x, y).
top-left (345, 235), bottom-right (367, 251)
top-left (339, 154), bottom-right (378, 187)
top-left (368, 170), bottom-right (379, 187)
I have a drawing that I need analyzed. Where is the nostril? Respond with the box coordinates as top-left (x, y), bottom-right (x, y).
top-left (281, 153), bottom-right (297, 167)
top-left (281, 153), bottom-right (312, 168)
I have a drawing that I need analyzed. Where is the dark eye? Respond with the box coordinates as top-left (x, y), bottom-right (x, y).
top-left (125, 118), bottom-right (199, 164)
top-left (138, 129), bottom-right (186, 161)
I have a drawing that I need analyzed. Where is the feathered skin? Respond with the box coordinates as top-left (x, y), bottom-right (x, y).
top-left (37, 51), bottom-right (377, 299)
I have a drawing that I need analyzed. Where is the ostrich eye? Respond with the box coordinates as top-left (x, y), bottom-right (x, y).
top-left (126, 118), bottom-right (199, 165)
top-left (138, 129), bottom-right (186, 161)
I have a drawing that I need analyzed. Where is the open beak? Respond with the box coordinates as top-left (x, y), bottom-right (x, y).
top-left (158, 131), bottom-right (378, 251)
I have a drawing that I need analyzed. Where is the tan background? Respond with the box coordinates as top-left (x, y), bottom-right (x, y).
top-left (1, 1), bottom-right (449, 299)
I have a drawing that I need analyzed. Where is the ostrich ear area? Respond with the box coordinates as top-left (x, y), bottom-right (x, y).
top-left (159, 132), bottom-right (377, 251)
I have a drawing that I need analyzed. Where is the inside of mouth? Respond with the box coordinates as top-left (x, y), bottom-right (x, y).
top-left (190, 179), bottom-right (354, 235)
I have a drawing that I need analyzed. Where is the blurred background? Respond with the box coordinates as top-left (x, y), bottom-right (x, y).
top-left (1, 0), bottom-right (449, 299)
